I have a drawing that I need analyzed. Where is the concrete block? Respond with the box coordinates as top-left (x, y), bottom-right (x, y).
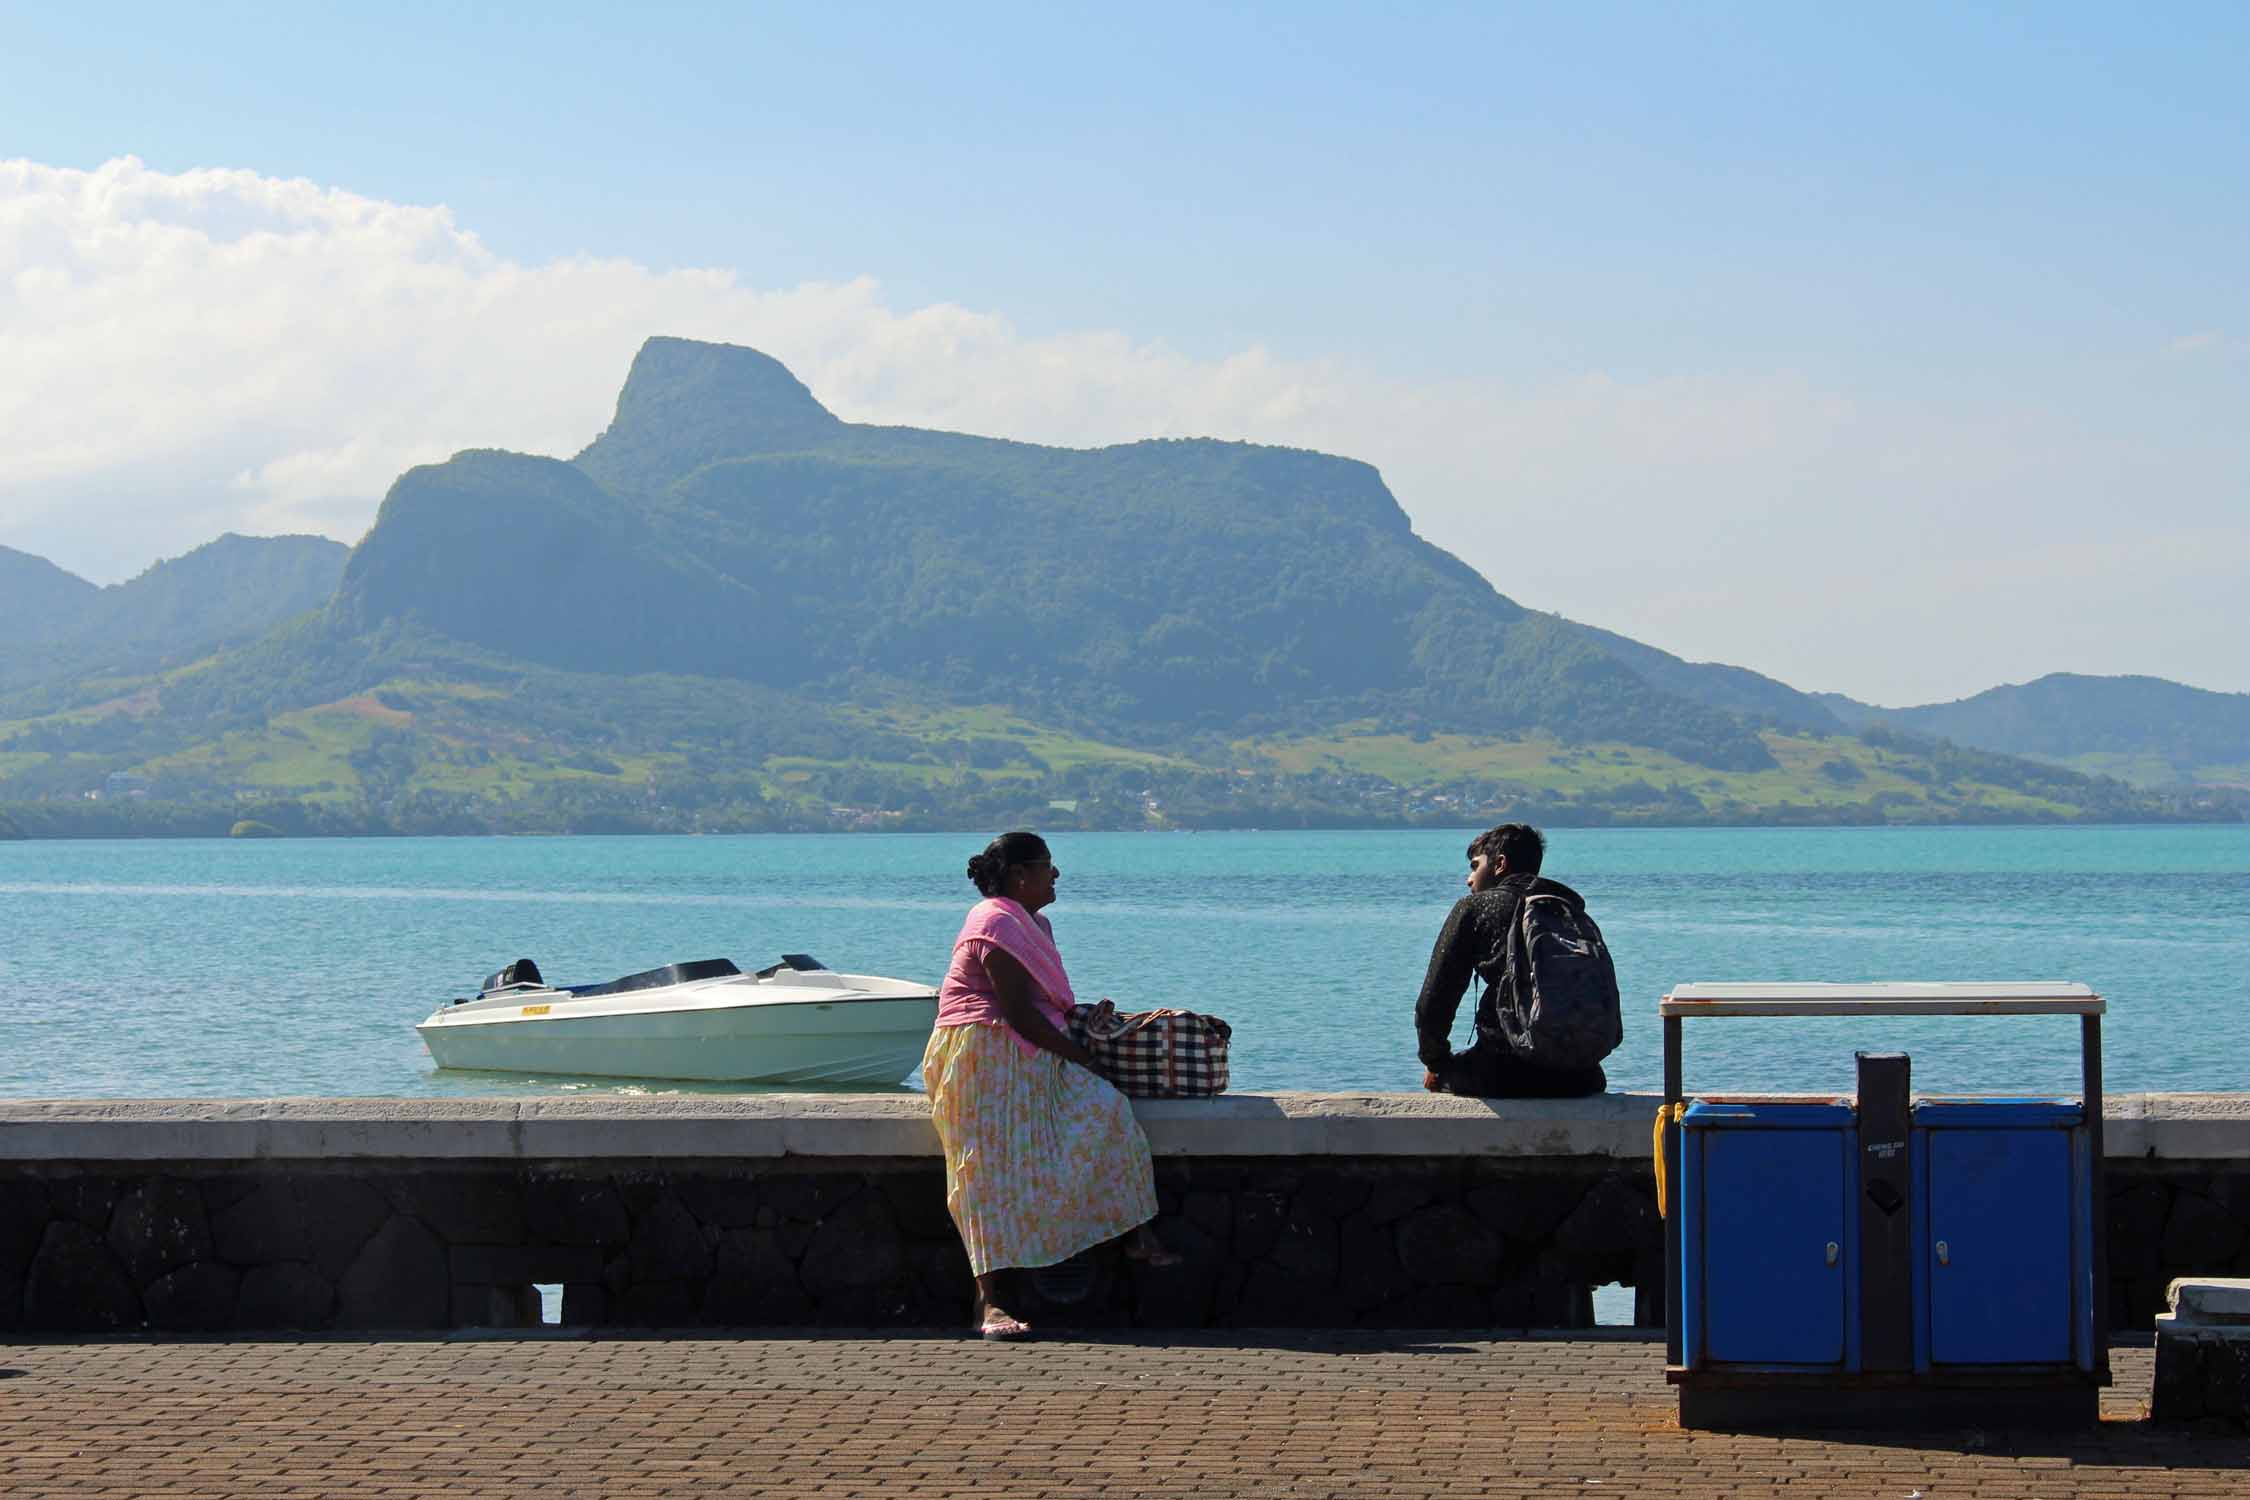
top-left (2154, 1321), bottom-right (2250, 1425)
top-left (2154, 1278), bottom-right (2250, 1425)
top-left (1136, 1092), bottom-right (1658, 1158)
top-left (518, 1097), bottom-right (791, 1158)
top-left (0, 1100), bottom-right (266, 1161)
top-left (2170, 1277), bottom-right (2250, 1325)
top-left (1139, 1095), bottom-right (1313, 1156)
top-left (777, 1113), bottom-right (939, 1157)
top-left (261, 1099), bottom-right (522, 1159)
top-left (2139, 1095), bottom-right (2250, 1161)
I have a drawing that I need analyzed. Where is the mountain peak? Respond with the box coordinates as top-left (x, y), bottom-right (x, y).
top-left (0, 546), bottom-right (100, 647)
top-left (0, 544), bottom-right (96, 592)
top-left (574, 336), bottom-right (843, 494)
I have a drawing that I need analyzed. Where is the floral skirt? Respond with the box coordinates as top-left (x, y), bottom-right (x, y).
top-left (922, 1021), bottom-right (1159, 1276)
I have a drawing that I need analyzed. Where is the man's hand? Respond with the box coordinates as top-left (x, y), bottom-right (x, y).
top-left (1422, 1069), bottom-right (1444, 1093)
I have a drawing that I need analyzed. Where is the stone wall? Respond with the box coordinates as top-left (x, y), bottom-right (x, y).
top-left (2, 1093), bottom-right (2245, 1334)
top-left (0, 1157), bottom-right (1658, 1334)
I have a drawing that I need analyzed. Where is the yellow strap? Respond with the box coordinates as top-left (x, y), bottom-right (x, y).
top-left (1652, 1102), bottom-right (1688, 1218)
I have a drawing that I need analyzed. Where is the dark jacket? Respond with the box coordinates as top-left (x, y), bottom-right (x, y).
top-left (1413, 873), bottom-right (1592, 1071)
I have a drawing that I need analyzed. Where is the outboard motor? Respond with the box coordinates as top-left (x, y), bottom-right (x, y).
top-left (479, 958), bottom-right (546, 995)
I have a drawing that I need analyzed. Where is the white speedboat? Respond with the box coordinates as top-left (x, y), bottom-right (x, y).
top-left (415, 955), bottom-right (939, 1084)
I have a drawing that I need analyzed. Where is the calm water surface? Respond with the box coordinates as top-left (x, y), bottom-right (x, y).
top-left (1, 826), bottom-right (2244, 1098)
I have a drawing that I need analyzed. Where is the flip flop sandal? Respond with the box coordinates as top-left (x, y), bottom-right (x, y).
top-left (979, 1311), bottom-right (1033, 1342)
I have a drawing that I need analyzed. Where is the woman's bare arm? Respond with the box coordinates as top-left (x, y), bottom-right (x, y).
top-left (981, 946), bottom-right (1098, 1067)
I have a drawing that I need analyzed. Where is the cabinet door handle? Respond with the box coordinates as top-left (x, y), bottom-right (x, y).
top-left (1825, 1241), bottom-right (1839, 1266)
top-left (1935, 1239), bottom-right (1950, 1266)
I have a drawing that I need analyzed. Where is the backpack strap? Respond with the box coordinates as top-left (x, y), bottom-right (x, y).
top-left (1491, 876), bottom-right (1538, 1038)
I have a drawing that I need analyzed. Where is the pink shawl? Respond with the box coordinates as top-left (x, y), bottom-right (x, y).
top-left (937, 897), bottom-right (1076, 1057)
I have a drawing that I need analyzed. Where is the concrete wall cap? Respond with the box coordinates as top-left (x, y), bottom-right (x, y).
top-left (2168, 1278), bottom-right (2250, 1325)
top-left (1, 1091), bottom-right (2246, 1162)
top-left (2123, 1094), bottom-right (2250, 1162)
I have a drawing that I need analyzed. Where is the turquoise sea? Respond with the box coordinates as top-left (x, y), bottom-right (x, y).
top-left (1, 826), bottom-right (2244, 1100)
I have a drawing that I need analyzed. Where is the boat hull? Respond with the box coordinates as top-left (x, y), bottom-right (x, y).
top-left (417, 992), bottom-right (939, 1084)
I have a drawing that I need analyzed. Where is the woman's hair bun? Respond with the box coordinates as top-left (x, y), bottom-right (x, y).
top-left (967, 830), bottom-right (1047, 897)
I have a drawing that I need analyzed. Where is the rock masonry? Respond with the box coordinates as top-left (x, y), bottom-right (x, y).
top-left (4, 1156), bottom-right (2246, 1334)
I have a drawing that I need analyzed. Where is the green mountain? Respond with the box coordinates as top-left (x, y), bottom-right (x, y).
top-left (1824, 675), bottom-right (2250, 787)
top-left (0, 545), bottom-right (101, 646)
top-left (2, 339), bottom-right (2236, 834)
top-left (574, 338), bottom-right (845, 492)
top-left (337, 336), bottom-right (1777, 769)
top-left (96, 533), bottom-right (350, 653)
top-left (1579, 638), bottom-right (2248, 791)
top-left (0, 534), bottom-right (350, 692)
top-left (1575, 623), bottom-right (1844, 734)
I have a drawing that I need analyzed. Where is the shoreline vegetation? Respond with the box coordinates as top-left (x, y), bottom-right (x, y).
top-left (8, 809), bottom-right (2241, 845)
top-left (6, 682), bottom-right (2243, 841)
top-left (5, 692), bottom-right (2241, 839)
top-left (7, 762), bottom-right (2241, 839)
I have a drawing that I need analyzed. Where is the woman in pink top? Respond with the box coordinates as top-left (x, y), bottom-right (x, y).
top-left (922, 830), bottom-right (1177, 1340)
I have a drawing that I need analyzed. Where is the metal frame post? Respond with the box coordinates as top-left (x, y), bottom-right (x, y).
top-left (2082, 1013), bottom-right (2109, 1375)
top-left (1664, 1013), bottom-right (1683, 1365)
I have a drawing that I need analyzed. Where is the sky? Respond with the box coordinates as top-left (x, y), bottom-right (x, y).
top-left (2, 1), bottom-right (2245, 706)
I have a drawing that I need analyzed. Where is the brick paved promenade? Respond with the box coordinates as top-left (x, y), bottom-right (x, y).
top-left (1, 1333), bottom-right (2242, 1498)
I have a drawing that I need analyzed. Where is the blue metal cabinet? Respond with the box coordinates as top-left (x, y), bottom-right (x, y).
top-left (1660, 983), bottom-right (2110, 1428)
top-left (1681, 1101), bottom-right (1856, 1369)
top-left (1913, 1100), bottom-right (2091, 1370)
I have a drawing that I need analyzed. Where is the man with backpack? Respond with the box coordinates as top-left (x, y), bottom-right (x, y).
top-left (1414, 824), bottom-right (1619, 1098)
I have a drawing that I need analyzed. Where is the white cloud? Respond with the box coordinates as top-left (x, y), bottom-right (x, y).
top-left (3, 156), bottom-right (2245, 703)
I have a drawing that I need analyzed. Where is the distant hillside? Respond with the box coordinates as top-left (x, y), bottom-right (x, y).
top-left (0, 546), bottom-right (101, 645)
top-left (1811, 690), bottom-right (1881, 730)
top-left (0, 534), bottom-right (350, 692)
top-left (335, 336), bottom-right (1777, 770)
top-left (1837, 674), bottom-right (2250, 784)
top-left (4, 614), bottom-right (2220, 838)
top-left (4, 338), bottom-right (2237, 835)
top-left (1574, 623), bottom-right (1844, 733)
top-left (98, 533), bottom-right (350, 653)
top-left (1604, 653), bottom-right (2246, 791)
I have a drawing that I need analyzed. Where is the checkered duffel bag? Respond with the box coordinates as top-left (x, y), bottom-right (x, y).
top-left (1065, 999), bottom-right (1231, 1098)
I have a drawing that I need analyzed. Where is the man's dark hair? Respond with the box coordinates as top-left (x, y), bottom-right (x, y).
top-left (1467, 823), bottom-right (1544, 876)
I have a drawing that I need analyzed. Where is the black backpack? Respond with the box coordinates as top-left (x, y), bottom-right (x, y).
top-left (1495, 885), bottom-right (1622, 1069)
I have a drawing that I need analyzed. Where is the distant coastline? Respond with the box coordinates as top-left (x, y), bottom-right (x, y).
top-left (4, 797), bottom-right (2241, 840)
